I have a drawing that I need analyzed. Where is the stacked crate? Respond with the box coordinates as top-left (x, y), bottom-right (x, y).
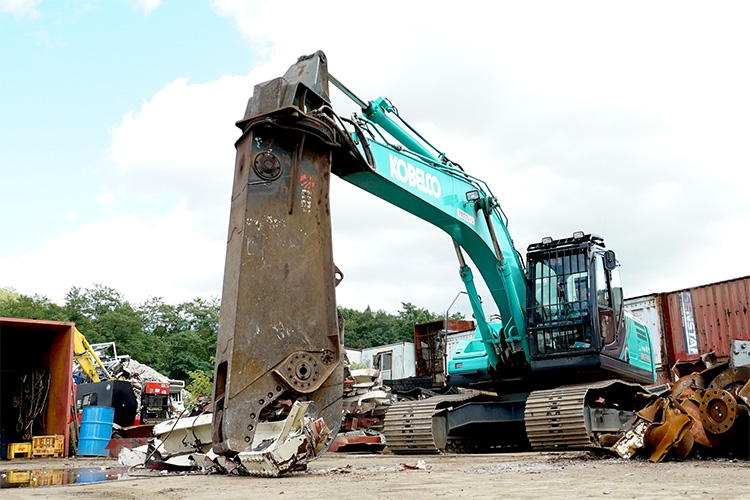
top-left (32, 434), bottom-right (65, 458)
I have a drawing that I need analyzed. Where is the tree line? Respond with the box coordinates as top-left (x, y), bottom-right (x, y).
top-left (0, 285), bottom-right (462, 384)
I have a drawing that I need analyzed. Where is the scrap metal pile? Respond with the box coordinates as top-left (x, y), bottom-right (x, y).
top-left (118, 367), bottom-right (395, 475)
top-left (121, 401), bottom-right (334, 476)
top-left (613, 340), bottom-right (750, 462)
top-left (330, 368), bottom-right (394, 453)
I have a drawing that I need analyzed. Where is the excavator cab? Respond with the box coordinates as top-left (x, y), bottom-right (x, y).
top-left (526, 233), bottom-right (654, 384)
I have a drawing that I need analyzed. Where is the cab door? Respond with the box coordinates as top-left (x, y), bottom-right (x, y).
top-left (595, 253), bottom-right (616, 348)
top-left (597, 252), bottom-right (628, 360)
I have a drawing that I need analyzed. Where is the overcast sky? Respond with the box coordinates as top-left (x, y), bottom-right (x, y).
top-left (1, 0), bottom-right (748, 319)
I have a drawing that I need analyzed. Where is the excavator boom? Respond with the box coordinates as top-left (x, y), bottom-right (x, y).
top-left (73, 328), bottom-right (111, 382)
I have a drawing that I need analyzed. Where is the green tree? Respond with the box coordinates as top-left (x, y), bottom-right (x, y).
top-left (186, 369), bottom-right (214, 397)
top-left (340, 306), bottom-right (400, 348)
top-left (0, 286), bottom-right (19, 302)
top-left (0, 293), bottom-right (66, 321)
top-left (135, 296), bottom-right (220, 380)
top-left (2, 282), bottom-right (463, 379)
top-left (340, 302), bottom-right (462, 349)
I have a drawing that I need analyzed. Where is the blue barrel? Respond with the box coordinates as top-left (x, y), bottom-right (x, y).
top-left (78, 406), bottom-right (115, 457)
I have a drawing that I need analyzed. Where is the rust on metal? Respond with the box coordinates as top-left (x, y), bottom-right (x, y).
top-left (707, 366), bottom-right (750, 397)
top-left (700, 389), bottom-right (739, 435)
top-left (738, 380), bottom-right (750, 406)
top-left (212, 52), bottom-right (345, 467)
top-left (414, 319), bottom-right (475, 383)
top-left (678, 397), bottom-right (711, 447)
top-left (661, 276), bottom-right (750, 363)
top-left (670, 373), bottom-right (705, 400)
top-left (643, 399), bottom-right (694, 462)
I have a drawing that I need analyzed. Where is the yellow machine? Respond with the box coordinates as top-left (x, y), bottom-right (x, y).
top-left (73, 328), bottom-right (111, 382)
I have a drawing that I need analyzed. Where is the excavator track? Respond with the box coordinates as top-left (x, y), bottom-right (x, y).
top-left (524, 380), bottom-right (646, 450)
top-left (524, 384), bottom-right (592, 450)
top-left (383, 393), bottom-right (477, 454)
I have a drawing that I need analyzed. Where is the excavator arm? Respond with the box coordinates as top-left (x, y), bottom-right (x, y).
top-left (73, 328), bottom-right (111, 383)
top-left (328, 81), bottom-right (530, 367)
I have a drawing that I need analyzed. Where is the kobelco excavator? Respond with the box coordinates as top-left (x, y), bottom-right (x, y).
top-left (211, 51), bottom-right (655, 475)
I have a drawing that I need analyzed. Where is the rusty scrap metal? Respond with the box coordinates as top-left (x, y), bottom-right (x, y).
top-left (613, 397), bottom-right (696, 462)
top-left (617, 339), bottom-right (750, 461)
top-left (669, 372), bottom-right (711, 447)
top-left (670, 373), bottom-right (705, 400)
top-left (642, 398), bottom-right (694, 462)
top-left (699, 389), bottom-right (741, 436)
top-left (699, 387), bottom-right (750, 457)
top-left (707, 366), bottom-right (750, 396)
top-left (738, 380), bottom-right (750, 406)
top-left (678, 397), bottom-right (712, 447)
top-left (329, 431), bottom-right (386, 453)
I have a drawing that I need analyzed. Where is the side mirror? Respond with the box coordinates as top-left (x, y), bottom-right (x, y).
top-left (604, 250), bottom-right (617, 270)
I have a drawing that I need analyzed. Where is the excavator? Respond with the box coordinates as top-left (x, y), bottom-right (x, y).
top-left (211, 51), bottom-right (656, 475)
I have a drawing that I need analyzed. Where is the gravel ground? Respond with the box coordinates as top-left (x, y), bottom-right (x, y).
top-left (2, 452), bottom-right (750, 500)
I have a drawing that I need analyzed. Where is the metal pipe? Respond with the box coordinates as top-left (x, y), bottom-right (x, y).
top-left (328, 73), bottom-right (369, 110)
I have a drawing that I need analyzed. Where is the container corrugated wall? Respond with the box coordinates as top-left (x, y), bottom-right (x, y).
top-left (662, 276), bottom-right (750, 362)
top-left (623, 294), bottom-right (669, 383)
top-left (626, 276), bottom-right (750, 381)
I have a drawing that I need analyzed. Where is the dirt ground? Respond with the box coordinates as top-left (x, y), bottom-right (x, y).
top-left (2, 452), bottom-right (750, 500)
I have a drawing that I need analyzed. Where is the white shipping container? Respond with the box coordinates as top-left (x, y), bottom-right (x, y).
top-left (361, 342), bottom-right (416, 380)
top-left (624, 295), bottom-right (664, 369)
top-left (344, 348), bottom-right (363, 366)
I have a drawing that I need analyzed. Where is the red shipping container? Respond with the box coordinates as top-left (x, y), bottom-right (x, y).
top-left (661, 276), bottom-right (750, 364)
top-left (626, 276), bottom-right (750, 382)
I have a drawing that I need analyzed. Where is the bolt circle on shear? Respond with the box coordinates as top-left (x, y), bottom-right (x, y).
top-left (253, 152), bottom-right (282, 181)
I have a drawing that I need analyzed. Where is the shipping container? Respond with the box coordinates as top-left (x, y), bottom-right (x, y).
top-left (360, 342), bottom-right (416, 380)
top-left (623, 295), bottom-right (669, 383)
top-left (661, 275), bottom-right (750, 363)
top-left (344, 348), bottom-right (363, 366)
top-left (624, 275), bottom-right (750, 383)
top-left (414, 319), bottom-right (475, 385)
top-left (0, 318), bottom-right (75, 458)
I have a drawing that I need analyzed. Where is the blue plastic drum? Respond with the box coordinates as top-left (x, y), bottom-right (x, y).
top-left (77, 406), bottom-right (115, 457)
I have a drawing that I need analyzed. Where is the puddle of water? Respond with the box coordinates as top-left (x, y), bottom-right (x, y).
top-left (0, 467), bottom-right (136, 489)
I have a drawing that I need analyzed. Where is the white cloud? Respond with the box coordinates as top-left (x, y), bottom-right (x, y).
top-left (0, 202), bottom-right (224, 304)
top-left (108, 76), bottom-right (243, 171)
top-left (106, 0), bottom-right (748, 313)
top-left (0, 0), bottom-right (41, 17)
top-left (95, 193), bottom-right (115, 205)
top-left (9, 1), bottom-right (748, 318)
top-left (133, 0), bottom-right (161, 15)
